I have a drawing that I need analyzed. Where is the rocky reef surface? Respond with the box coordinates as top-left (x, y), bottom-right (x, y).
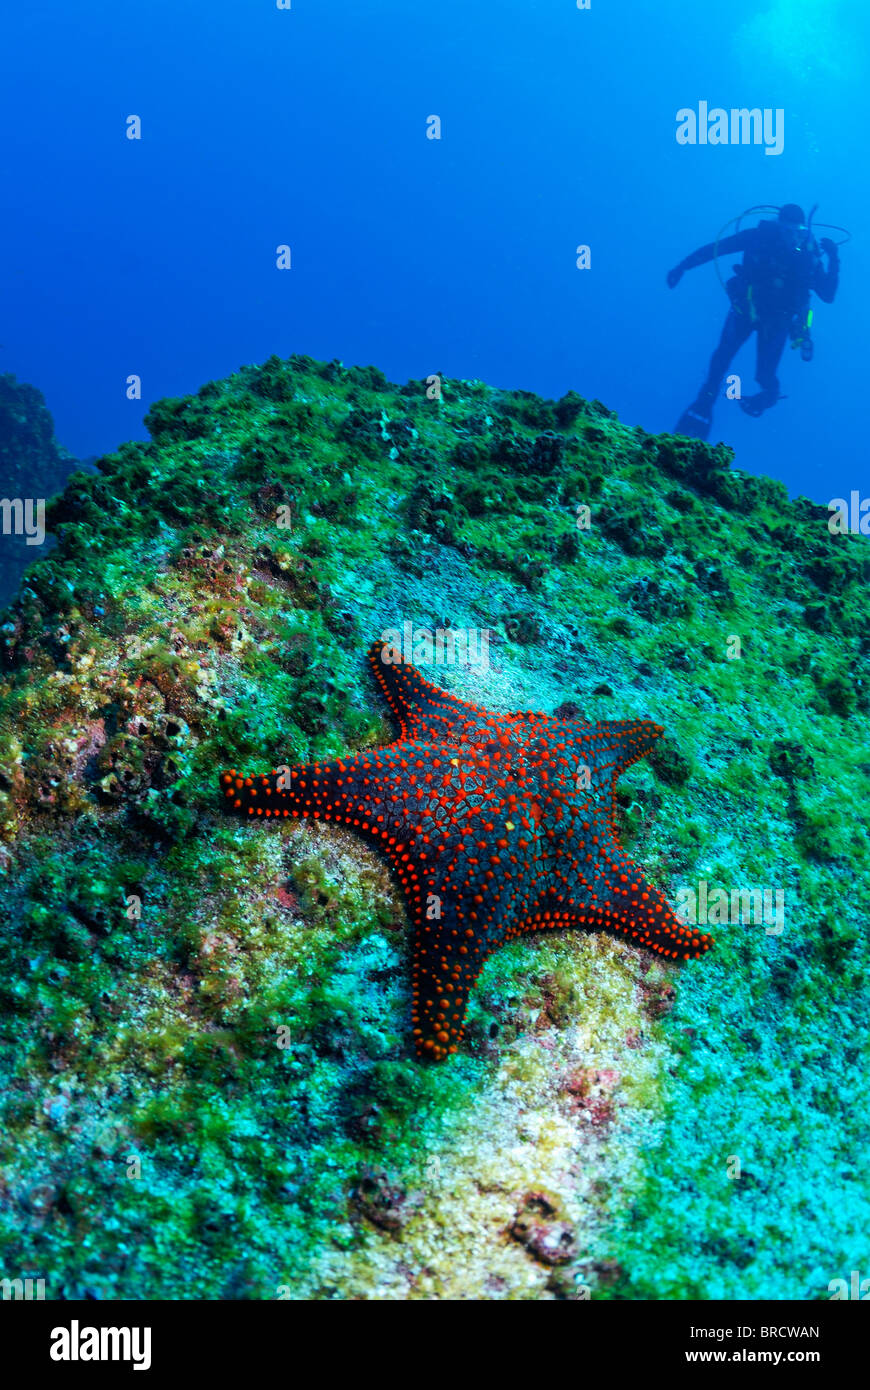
top-left (0, 354), bottom-right (867, 1299)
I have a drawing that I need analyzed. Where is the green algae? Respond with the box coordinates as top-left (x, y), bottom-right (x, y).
top-left (0, 352), bottom-right (868, 1299)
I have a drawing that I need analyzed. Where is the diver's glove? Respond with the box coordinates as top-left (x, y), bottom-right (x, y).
top-left (667, 266), bottom-right (684, 288)
top-left (820, 237), bottom-right (839, 262)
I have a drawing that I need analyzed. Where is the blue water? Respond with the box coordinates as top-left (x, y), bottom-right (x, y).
top-left (2, 0), bottom-right (867, 502)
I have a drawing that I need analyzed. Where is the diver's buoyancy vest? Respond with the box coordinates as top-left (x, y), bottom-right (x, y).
top-left (738, 221), bottom-right (819, 313)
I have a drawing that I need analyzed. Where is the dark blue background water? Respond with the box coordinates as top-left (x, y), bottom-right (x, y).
top-left (2, 0), bottom-right (866, 502)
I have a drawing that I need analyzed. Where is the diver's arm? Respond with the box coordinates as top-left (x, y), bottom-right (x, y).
top-left (680, 230), bottom-right (751, 270)
top-left (667, 230), bottom-right (754, 286)
top-left (813, 239), bottom-right (840, 303)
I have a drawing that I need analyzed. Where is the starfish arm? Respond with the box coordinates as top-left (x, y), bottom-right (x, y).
top-left (219, 755), bottom-right (431, 931)
top-left (220, 759), bottom-right (361, 822)
top-left (411, 899), bottom-right (483, 1060)
top-left (555, 833), bottom-right (713, 960)
top-left (219, 750), bottom-right (424, 840)
top-left (367, 639), bottom-right (495, 743)
top-left (589, 717), bottom-right (665, 778)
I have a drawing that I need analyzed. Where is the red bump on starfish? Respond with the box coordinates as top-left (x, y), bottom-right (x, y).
top-left (219, 640), bottom-right (713, 1061)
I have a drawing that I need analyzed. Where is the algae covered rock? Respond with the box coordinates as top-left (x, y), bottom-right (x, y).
top-left (0, 352), bottom-right (867, 1300)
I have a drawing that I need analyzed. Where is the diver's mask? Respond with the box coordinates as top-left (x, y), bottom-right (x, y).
top-left (779, 220), bottom-right (809, 252)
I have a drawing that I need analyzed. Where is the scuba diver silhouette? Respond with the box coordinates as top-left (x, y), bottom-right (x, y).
top-left (668, 203), bottom-right (844, 441)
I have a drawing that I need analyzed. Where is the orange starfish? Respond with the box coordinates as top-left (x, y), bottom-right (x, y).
top-left (220, 640), bottom-right (713, 1060)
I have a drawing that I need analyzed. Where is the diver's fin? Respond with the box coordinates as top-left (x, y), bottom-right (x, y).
top-left (674, 401), bottom-right (713, 440)
top-left (738, 389), bottom-right (780, 418)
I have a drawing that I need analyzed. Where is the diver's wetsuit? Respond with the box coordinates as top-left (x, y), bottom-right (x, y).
top-left (671, 220), bottom-right (839, 438)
